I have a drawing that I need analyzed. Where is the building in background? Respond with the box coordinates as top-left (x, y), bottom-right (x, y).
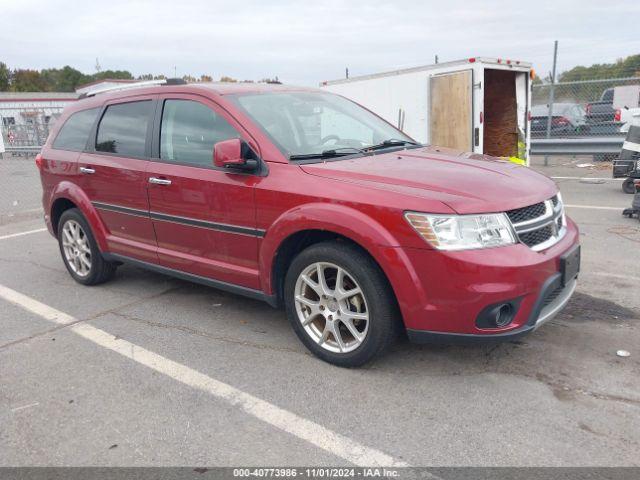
top-left (0, 92), bottom-right (78, 128)
top-left (0, 92), bottom-right (78, 151)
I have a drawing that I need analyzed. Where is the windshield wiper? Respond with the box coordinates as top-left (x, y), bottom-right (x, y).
top-left (289, 147), bottom-right (364, 161)
top-left (363, 139), bottom-right (421, 152)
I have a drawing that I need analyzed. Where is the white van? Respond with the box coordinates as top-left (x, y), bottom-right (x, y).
top-left (321, 57), bottom-right (533, 164)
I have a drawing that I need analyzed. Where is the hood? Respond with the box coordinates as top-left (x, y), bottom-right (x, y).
top-left (300, 146), bottom-right (557, 214)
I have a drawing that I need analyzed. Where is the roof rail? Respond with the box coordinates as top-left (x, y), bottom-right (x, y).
top-left (79, 78), bottom-right (187, 98)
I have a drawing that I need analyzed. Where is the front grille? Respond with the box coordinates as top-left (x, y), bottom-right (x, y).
top-left (506, 202), bottom-right (546, 224)
top-left (507, 195), bottom-right (566, 251)
top-left (519, 225), bottom-right (553, 247)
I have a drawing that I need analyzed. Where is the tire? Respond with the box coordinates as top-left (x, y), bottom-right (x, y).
top-left (57, 208), bottom-right (117, 285)
top-left (284, 241), bottom-right (399, 367)
top-left (623, 177), bottom-right (636, 194)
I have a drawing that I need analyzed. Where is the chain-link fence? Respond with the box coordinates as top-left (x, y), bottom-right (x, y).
top-left (0, 111), bottom-right (58, 224)
top-left (0, 151), bottom-right (43, 225)
top-left (1, 106), bottom-right (62, 154)
top-left (531, 77), bottom-right (640, 139)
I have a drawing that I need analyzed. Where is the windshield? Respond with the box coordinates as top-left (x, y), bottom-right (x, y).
top-left (228, 91), bottom-right (415, 159)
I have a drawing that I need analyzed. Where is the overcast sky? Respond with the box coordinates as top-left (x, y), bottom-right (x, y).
top-left (2, 0), bottom-right (639, 85)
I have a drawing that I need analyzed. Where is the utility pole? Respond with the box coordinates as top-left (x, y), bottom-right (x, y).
top-left (544, 40), bottom-right (559, 167)
top-left (435, 55), bottom-right (439, 64)
top-left (174, 66), bottom-right (177, 79)
top-left (345, 67), bottom-right (349, 79)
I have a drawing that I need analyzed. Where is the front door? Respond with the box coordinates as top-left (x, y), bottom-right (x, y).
top-left (146, 94), bottom-right (261, 290)
top-left (79, 96), bottom-right (157, 263)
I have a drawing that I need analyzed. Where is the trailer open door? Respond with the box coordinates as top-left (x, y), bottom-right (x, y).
top-left (429, 70), bottom-right (473, 151)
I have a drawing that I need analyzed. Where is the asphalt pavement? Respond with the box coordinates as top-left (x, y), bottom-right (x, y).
top-left (0, 155), bottom-right (638, 467)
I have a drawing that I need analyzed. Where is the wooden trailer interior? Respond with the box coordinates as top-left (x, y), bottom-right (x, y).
top-left (429, 70), bottom-right (472, 151)
top-left (483, 69), bottom-right (518, 158)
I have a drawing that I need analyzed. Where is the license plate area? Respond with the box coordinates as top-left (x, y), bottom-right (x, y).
top-left (560, 245), bottom-right (581, 286)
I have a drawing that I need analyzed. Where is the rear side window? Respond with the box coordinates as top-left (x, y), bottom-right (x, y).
top-left (52, 108), bottom-right (100, 152)
top-left (160, 99), bottom-right (239, 167)
top-left (96, 101), bottom-right (151, 157)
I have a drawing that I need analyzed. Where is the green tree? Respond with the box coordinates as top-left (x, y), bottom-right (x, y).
top-left (41, 66), bottom-right (89, 92)
top-left (560, 54), bottom-right (640, 81)
top-left (93, 70), bottom-right (134, 81)
top-left (11, 69), bottom-right (48, 91)
top-left (0, 62), bottom-right (10, 91)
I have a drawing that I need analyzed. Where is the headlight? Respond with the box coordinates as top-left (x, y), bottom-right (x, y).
top-left (404, 212), bottom-right (517, 251)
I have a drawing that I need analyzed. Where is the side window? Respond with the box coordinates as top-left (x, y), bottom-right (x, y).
top-left (160, 99), bottom-right (239, 167)
top-left (96, 101), bottom-right (151, 157)
top-left (52, 108), bottom-right (100, 152)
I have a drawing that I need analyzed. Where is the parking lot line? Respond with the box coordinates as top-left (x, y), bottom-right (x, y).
top-left (0, 228), bottom-right (47, 241)
top-left (565, 204), bottom-right (622, 211)
top-left (551, 176), bottom-right (622, 181)
top-left (0, 283), bottom-right (410, 468)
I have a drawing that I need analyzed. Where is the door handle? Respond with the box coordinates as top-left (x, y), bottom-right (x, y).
top-left (79, 166), bottom-right (95, 174)
top-left (148, 177), bottom-right (172, 186)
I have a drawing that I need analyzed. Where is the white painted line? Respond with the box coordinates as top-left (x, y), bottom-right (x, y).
top-left (0, 284), bottom-right (409, 468)
top-left (551, 176), bottom-right (622, 181)
top-left (0, 285), bottom-right (76, 325)
top-left (0, 228), bottom-right (47, 241)
top-left (565, 204), bottom-right (623, 211)
top-left (11, 402), bottom-right (39, 413)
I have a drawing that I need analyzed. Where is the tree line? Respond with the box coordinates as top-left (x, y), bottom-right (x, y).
top-left (0, 62), bottom-right (279, 92)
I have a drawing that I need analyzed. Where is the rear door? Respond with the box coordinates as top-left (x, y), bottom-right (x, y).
top-left (146, 94), bottom-right (261, 290)
top-left (78, 96), bottom-right (157, 263)
top-left (429, 70), bottom-right (473, 151)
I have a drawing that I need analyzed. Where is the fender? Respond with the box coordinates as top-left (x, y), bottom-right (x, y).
top-left (259, 203), bottom-right (427, 314)
top-left (49, 181), bottom-right (110, 252)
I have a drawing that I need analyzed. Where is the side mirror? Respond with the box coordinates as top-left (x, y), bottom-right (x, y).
top-left (213, 138), bottom-right (258, 171)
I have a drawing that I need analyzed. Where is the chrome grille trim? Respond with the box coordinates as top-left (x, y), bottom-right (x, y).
top-left (509, 195), bottom-right (566, 252)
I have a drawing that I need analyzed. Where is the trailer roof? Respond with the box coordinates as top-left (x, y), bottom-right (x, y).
top-left (321, 57), bottom-right (532, 86)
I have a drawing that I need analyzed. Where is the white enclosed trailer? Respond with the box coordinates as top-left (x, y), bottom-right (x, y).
top-left (321, 57), bottom-right (533, 164)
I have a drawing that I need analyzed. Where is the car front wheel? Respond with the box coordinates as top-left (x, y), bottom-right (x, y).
top-left (284, 241), bottom-right (398, 367)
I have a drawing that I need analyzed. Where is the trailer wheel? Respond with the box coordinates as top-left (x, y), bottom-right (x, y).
top-left (623, 178), bottom-right (635, 194)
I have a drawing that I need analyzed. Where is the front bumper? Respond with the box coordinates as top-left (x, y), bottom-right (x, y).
top-left (386, 217), bottom-right (580, 341)
top-left (406, 276), bottom-right (577, 344)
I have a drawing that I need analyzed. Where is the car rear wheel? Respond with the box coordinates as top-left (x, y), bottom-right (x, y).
top-left (58, 208), bottom-right (117, 285)
top-left (284, 241), bottom-right (398, 367)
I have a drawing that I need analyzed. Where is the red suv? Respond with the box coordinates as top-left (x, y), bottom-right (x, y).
top-left (38, 80), bottom-right (580, 366)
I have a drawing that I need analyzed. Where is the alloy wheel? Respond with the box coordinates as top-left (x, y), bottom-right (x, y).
top-left (294, 262), bottom-right (369, 353)
top-left (61, 219), bottom-right (92, 277)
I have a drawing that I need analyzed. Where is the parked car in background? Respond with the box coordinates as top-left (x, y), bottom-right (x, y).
top-left (586, 88), bottom-right (616, 125)
top-left (37, 80), bottom-right (580, 367)
top-left (530, 103), bottom-right (587, 137)
top-left (619, 106), bottom-right (640, 134)
top-left (586, 86), bottom-right (640, 136)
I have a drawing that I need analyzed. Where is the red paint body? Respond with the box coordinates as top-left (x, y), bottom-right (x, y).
top-left (38, 83), bottom-right (580, 338)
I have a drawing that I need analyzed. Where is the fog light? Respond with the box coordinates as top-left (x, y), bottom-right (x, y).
top-left (494, 304), bottom-right (513, 327)
top-left (475, 299), bottom-right (520, 329)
